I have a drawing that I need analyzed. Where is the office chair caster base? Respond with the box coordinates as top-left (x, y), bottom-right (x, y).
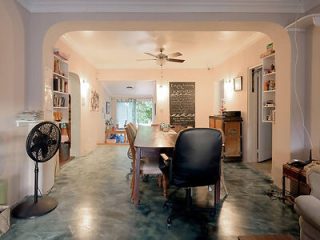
top-left (167, 217), bottom-right (172, 229)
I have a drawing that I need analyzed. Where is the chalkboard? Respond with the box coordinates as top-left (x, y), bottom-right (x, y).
top-left (169, 82), bottom-right (195, 127)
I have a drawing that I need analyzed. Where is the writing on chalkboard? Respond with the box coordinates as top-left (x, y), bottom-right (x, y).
top-left (169, 82), bottom-right (195, 127)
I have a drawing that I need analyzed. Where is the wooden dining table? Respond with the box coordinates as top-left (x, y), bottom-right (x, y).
top-left (133, 125), bottom-right (177, 205)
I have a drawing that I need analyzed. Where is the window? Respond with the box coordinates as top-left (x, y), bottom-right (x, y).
top-left (115, 98), bottom-right (153, 128)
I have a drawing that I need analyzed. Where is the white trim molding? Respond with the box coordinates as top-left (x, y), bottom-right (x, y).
top-left (16, 0), bottom-right (319, 13)
top-left (286, 14), bottom-right (320, 30)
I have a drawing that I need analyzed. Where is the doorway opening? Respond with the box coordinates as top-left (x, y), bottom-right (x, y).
top-left (248, 65), bottom-right (272, 174)
top-left (69, 72), bottom-right (81, 158)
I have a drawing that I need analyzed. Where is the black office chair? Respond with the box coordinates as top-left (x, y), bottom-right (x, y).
top-left (162, 128), bottom-right (223, 227)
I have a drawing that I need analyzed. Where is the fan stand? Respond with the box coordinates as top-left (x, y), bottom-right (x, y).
top-left (12, 162), bottom-right (58, 218)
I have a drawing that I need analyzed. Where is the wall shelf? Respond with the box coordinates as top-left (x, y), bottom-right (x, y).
top-left (53, 51), bottom-right (71, 163)
top-left (263, 72), bottom-right (276, 77)
top-left (16, 120), bottom-right (43, 127)
top-left (53, 72), bottom-right (68, 79)
top-left (261, 50), bottom-right (276, 123)
top-left (262, 53), bottom-right (275, 60)
top-left (53, 90), bottom-right (69, 95)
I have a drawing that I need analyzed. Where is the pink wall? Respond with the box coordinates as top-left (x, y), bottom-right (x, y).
top-left (212, 36), bottom-right (272, 162)
top-left (0, 0), bottom-right (29, 205)
top-left (98, 68), bottom-right (215, 127)
top-left (55, 39), bottom-right (109, 155)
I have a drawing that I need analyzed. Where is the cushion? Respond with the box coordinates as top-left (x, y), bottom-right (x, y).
top-left (295, 195), bottom-right (320, 230)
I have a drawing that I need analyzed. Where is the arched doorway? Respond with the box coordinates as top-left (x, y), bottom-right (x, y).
top-left (38, 20), bottom-right (292, 190)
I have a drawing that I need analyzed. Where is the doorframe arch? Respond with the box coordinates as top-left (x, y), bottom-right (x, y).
top-left (39, 20), bottom-right (291, 188)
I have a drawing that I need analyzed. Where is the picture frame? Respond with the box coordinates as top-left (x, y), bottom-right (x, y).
top-left (90, 90), bottom-right (99, 111)
top-left (234, 76), bottom-right (243, 91)
top-left (106, 101), bottom-right (111, 114)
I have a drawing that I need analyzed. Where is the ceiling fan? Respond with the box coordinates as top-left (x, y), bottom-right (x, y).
top-left (138, 48), bottom-right (185, 66)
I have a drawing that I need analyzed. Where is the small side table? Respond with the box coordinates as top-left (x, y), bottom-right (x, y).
top-left (282, 163), bottom-right (310, 203)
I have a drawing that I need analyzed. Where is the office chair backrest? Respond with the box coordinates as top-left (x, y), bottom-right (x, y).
top-left (172, 128), bottom-right (222, 188)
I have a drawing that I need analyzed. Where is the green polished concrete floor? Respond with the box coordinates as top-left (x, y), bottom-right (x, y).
top-left (2, 145), bottom-right (299, 239)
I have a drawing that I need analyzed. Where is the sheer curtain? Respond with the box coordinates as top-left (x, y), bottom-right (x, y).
top-left (115, 99), bottom-right (136, 128)
top-left (114, 97), bottom-right (153, 128)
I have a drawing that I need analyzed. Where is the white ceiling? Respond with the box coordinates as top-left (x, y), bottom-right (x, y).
top-left (61, 30), bottom-right (267, 97)
top-left (16, 0), bottom-right (320, 97)
top-left (62, 31), bottom-right (265, 70)
top-left (104, 80), bottom-right (155, 98)
top-left (17, 0), bottom-right (320, 13)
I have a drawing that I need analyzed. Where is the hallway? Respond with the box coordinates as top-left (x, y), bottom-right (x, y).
top-left (3, 145), bottom-right (299, 239)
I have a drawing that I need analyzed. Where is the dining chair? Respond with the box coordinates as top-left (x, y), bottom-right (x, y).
top-left (125, 122), bottom-right (165, 199)
top-left (161, 128), bottom-right (223, 227)
top-left (125, 123), bottom-right (137, 177)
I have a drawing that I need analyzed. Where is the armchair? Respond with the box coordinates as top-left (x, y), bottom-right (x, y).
top-left (294, 165), bottom-right (320, 240)
top-left (162, 128), bottom-right (223, 227)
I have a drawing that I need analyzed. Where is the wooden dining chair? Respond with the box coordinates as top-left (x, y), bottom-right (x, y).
top-left (125, 123), bottom-right (165, 200)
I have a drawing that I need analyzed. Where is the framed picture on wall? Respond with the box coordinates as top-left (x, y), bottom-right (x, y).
top-left (90, 90), bottom-right (99, 111)
top-left (234, 76), bottom-right (243, 91)
top-left (106, 101), bottom-right (111, 114)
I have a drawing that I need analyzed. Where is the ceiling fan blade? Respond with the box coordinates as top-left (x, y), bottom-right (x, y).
top-left (168, 52), bottom-right (182, 58)
top-left (167, 58), bottom-right (185, 63)
top-left (136, 59), bottom-right (157, 61)
top-left (144, 52), bottom-right (158, 58)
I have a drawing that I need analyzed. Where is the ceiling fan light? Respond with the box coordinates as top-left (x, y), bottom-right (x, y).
top-left (156, 58), bottom-right (166, 66)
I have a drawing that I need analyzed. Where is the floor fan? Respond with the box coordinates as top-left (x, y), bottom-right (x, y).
top-left (12, 121), bottom-right (61, 218)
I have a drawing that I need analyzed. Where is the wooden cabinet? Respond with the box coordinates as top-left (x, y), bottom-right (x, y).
top-left (209, 114), bottom-right (242, 161)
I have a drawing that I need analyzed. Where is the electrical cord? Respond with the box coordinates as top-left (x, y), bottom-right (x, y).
top-left (292, 0), bottom-right (314, 150)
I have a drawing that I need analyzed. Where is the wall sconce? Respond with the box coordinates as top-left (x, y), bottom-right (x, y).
top-left (157, 82), bottom-right (167, 102)
top-left (224, 79), bottom-right (234, 100)
top-left (81, 80), bottom-right (89, 106)
top-left (81, 80), bottom-right (89, 97)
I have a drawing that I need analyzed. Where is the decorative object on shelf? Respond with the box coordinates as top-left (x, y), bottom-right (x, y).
top-left (60, 123), bottom-right (69, 143)
top-left (105, 117), bottom-right (113, 129)
top-left (219, 98), bottom-right (226, 114)
top-left (12, 121), bottom-right (61, 219)
top-left (53, 48), bottom-right (69, 61)
top-left (90, 90), bottom-right (99, 112)
top-left (233, 76), bottom-right (243, 91)
top-left (53, 112), bottom-right (63, 122)
top-left (260, 42), bottom-right (275, 58)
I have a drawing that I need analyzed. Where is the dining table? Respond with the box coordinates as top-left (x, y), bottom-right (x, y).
top-left (133, 125), bottom-right (177, 205)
